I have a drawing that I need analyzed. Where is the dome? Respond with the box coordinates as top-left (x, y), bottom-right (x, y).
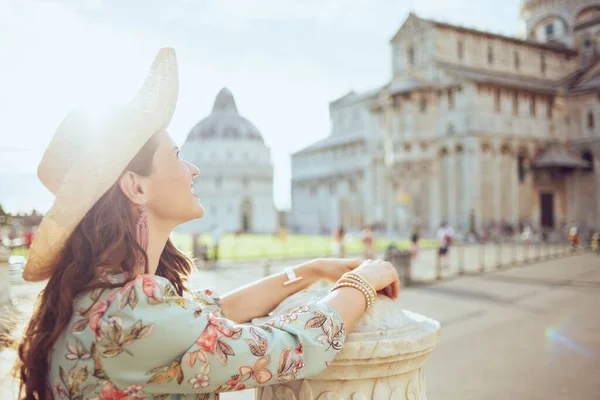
top-left (186, 88), bottom-right (264, 143)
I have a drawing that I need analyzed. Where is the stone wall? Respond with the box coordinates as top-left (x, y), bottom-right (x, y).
top-left (433, 26), bottom-right (577, 80)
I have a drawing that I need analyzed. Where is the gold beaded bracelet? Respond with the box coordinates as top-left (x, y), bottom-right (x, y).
top-left (343, 272), bottom-right (377, 298)
top-left (330, 273), bottom-right (377, 310)
top-left (330, 281), bottom-right (374, 309)
top-left (341, 273), bottom-right (377, 304)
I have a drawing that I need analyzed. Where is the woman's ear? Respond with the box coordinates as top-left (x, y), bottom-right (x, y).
top-left (118, 171), bottom-right (147, 205)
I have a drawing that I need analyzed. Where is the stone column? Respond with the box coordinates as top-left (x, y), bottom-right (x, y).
top-left (254, 286), bottom-right (441, 400)
top-left (429, 158), bottom-right (441, 233)
top-left (471, 147), bottom-right (482, 234)
top-left (523, 158), bottom-right (535, 224)
top-left (447, 150), bottom-right (457, 228)
top-left (509, 154), bottom-right (519, 225)
top-left (493, 150), bottom-right (502, 224)
top-left (364, 163), bottom-right (374, 225)
top-left (595, 157), bottom-right (600, 227)
top-left (374, 161), bottom-right (385, 226)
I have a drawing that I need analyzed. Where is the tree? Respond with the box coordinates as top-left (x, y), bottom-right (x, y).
top-left (0, 203), bottom-right (8, 226)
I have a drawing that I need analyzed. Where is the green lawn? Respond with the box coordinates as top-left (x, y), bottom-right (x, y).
top-left (10, 233), bottom-right (438, 261)
top-left (170, 232), bottom-right (438, 260)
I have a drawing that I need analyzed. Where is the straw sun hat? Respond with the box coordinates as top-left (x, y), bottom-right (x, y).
top-left (22, 48), bottom-right (179, 282)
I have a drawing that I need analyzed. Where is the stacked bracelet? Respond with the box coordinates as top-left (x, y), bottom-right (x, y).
top-left (330, 272), bottom-right (377, 310)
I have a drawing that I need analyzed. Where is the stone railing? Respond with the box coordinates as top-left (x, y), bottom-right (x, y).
top-left (252, 285), bottom-right (441, 400)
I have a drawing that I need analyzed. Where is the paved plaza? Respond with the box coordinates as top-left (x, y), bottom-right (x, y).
top-left (1, 250), bottom-right (598, 399)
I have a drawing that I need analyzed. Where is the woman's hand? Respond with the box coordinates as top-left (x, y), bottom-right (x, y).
top-left (353, 259), bottom-right (401, 300)
top-left (312, 258), bottom-right (363, 283)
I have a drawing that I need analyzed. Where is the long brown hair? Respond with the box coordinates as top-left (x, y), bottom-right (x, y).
top-left (16, 133), bottom-right (194, 399)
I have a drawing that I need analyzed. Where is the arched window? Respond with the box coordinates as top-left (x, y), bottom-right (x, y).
top-left (457, 40), bottom-right (464, 60)
top-left (582, 151), bottom-right (594, 173)
top-left (494, 89), bottom-right (501, 112)
top-left (540, 53), bottom-right (547, 75)
top-left (408, 46), bottom-right (415, 66)
top-left (447, 124), bottom-right (455, 135)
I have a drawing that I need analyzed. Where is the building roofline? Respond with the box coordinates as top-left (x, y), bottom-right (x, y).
top-left (391, 13), bottom-right (578, 56)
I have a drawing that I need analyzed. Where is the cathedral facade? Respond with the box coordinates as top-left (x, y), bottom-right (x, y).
top-left (177, 88), bottom-right (278, 234)
top-left (290, 0), bottom-right (600, 236)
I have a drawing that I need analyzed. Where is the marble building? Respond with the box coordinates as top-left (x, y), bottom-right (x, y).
top-left (290, 0), bottom-right (600, 236)
top-left (176, 88), bottom-right (278, 234)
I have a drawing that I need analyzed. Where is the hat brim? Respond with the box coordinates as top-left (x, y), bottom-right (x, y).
top-left (23, 48), bottom-right (179, 282)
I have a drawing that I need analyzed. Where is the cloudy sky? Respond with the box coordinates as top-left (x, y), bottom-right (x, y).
top-left (0, 0), bottom-right (522, 213)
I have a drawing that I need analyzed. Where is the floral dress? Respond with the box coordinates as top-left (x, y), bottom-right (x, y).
top-left (49, 269), bottom-right (346, 399)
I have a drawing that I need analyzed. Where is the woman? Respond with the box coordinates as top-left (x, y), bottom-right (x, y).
top-left (15, 48), bottom-right (400, 399)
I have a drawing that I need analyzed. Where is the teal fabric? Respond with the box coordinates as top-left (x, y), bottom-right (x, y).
top-left (49, 270), bottom-right (346, 399)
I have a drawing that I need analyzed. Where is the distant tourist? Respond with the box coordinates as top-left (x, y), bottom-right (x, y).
top-left (410, 225), bottom-right (421, 259)
top-left (521, 224), bottom-right (533, 246)
top-left (361, 225), bottom-right (376, 259)
top-left (591, 231), bottom-right (599, 254)
top-left (332, 225), bottom-right (346, 257)
top-left (24, 229), bottom-right (34, 249)
top-left (569, 224), bottom-right (579, 250)
top-left (436, 222), bottom-right (454, 273)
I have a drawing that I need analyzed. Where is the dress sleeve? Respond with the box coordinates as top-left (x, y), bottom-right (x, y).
top-left (99, 275), bottom-right (346, 396)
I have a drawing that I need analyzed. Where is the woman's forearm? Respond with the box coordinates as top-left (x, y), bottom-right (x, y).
top-left (220, 260), bottom-right (322, 323)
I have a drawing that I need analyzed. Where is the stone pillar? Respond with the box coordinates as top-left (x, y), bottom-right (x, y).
top-left (523, 158), bottom-right (535, 224)
top-left (254, 286), bottom-right (441, 400)
top-left (364, 163), bottom-right (374, 225)
top-left (510, 154), bottom-right (519, 225)
top-left (429, 158), bottom-right (441, 233)
top-left (471, 147), bottom-right (482, 234)
top-left (447, 150), bottom-right (457, 228)
top-left (595, 157), bottom-right (600, 227)
top-left (386, 177), bottom-right (395, 235)
top-left (493, 150), bottom-right (502, 224)
top-left (374, 161), bottom-right (385, 226)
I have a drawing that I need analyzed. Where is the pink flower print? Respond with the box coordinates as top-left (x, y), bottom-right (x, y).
top-left (196, 313), bottom-right (235, 354)
top-left (141, 275), bottom-right (163, 304)
top-left (281, 313), bottom-right (299, 325)
top-left (89, 301), bottom-right (109, 338)
top-left (124, 384), bottom-right (144, 395)
top-left (99, 381), bottom-right (144, 400)
top-left (189, 363), bottom-right (211, 389)
top-left (65, 339), bottom-right (91, 360)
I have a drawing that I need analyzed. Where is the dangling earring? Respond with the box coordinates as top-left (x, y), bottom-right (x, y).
top-left (135, 204), bottom-right (148, 268)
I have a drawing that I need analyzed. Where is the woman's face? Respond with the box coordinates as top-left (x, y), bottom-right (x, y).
top-left (145, 131), bottom-right (204, 226)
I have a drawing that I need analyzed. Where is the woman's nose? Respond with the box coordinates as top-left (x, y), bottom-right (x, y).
top-left (187, 161), bottom-right (200, 178)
